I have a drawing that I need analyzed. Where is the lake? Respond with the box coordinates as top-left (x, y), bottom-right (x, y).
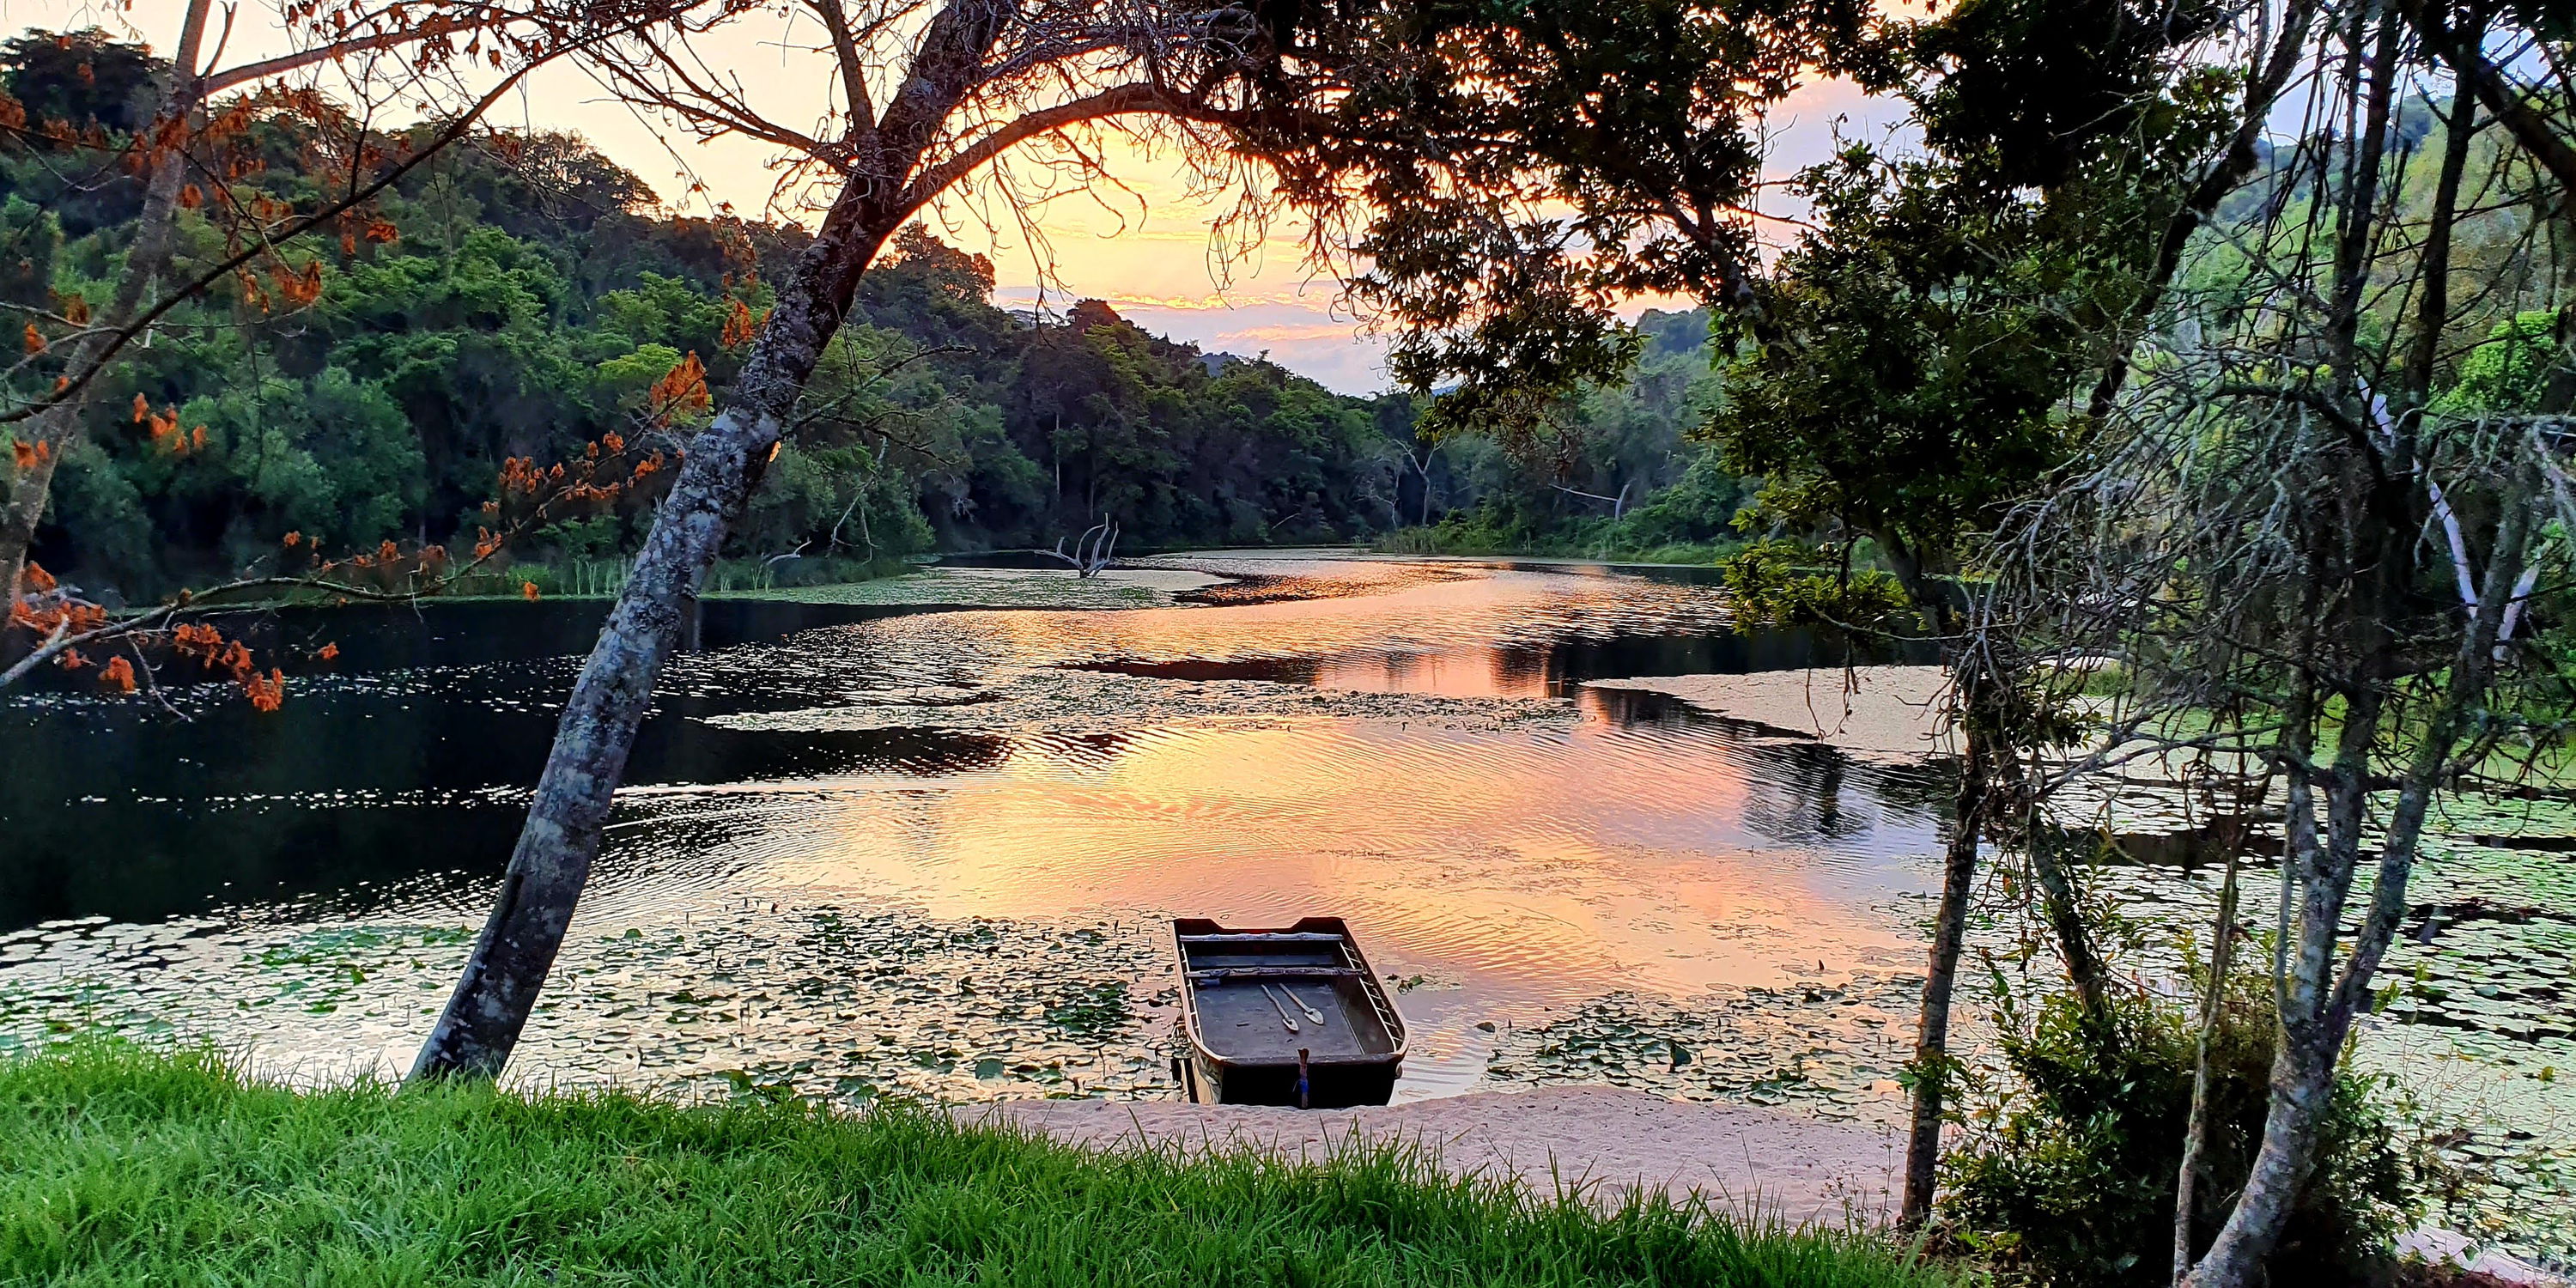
top-left (2, 552), bottom-right (2567, 1254)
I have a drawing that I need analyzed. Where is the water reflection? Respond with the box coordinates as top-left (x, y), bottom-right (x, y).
top-left (2, 556), bottom-right (1946, 1104)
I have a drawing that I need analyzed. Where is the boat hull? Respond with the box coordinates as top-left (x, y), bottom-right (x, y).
top-left (1171, 916), bottom-right (1406, 1109)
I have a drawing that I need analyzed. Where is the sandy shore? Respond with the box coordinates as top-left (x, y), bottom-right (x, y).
top-left (991, 1086), bottom-right (1904, 1226)
top-left (1587, 665), bottom-right (1956, 763)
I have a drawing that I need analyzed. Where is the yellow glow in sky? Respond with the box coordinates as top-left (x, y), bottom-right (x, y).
top-left (10, 0), bottom-right (1895, 391)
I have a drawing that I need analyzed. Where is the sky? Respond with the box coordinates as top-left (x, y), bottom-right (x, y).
top-left (3, 0), bottom-right (1907, 392)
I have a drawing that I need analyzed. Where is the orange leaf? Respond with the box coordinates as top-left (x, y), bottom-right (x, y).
top-left (520, 580), bottom-right (541, 602)
top-left (646, 351), bottom-right (712, 425)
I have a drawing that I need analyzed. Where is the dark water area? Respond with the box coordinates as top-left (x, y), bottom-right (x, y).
top-left (125, 595), bottom-right (938, 671)
top-left (1, 558), bottom-right (1912, 934)
top-left (0, 598), bottom-right (1024, 930)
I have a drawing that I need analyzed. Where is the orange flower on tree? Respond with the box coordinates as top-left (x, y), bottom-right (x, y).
top-left (100, 656), bottom-right (137, 693)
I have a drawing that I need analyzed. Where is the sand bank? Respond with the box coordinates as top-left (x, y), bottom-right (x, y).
top-left (1587, 665), bottom-right (1956, 763)
top-left (993, 1086), bottom-right (1904, 1226)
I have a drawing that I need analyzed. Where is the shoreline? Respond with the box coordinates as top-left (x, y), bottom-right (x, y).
top-left (991, 1085), bottom-right (1904, 1226)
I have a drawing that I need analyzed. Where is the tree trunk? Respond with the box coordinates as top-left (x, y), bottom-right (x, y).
top-left (0, 446), bottom-right (61, 608)
top-left (2180, 1022), bottom-right (2341, 1288)
top-left (1, 105), bottom-right (195, 602)
top-left (2184, 419), bottom-right (2531, 1288)
top-left (2174, 841), bottom-right (2244, 1284)
top-left (2024, 825), bottom-right (2115, 1035)
top-left (409, 188), bottom-right (898, 1079)
top-left (1901, 709), bottom-right (1987, 1228)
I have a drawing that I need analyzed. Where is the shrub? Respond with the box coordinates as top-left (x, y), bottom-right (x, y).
top-left (1942, 978), bottom-right (2417, 1288)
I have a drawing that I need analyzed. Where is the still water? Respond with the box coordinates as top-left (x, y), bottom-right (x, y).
top-left (2, 556), bottom-right (1945, 1109)
top-left (2, 554), bottom-right (2568, 1255)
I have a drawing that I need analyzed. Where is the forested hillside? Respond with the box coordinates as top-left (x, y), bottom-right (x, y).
top-left (0, 32), bottom-right (1468, 598)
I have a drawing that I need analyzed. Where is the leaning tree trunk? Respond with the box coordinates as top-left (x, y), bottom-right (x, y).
top-left (1900, 702), bottom-right (1988, 1228)
top-left (409, 189), bottom-right (897, 1078)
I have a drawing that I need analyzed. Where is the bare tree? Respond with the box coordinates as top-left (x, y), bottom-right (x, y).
top-left (408, 0), bottom-right (1301, 1078)
top-left (1041, 513), bottom-right (1121, 575)
top-left (1990, 4), bottom-right (2576, 1279)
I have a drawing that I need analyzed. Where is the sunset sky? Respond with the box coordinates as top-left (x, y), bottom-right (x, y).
top-left (8, 0), bottom-right (1904, 392)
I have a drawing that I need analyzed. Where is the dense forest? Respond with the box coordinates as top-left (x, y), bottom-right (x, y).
top-left (0, 30), bottom-right (1741, 600)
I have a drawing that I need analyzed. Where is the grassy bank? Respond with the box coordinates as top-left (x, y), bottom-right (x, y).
top-left (0, 1047), bottom-right (1947, 1287)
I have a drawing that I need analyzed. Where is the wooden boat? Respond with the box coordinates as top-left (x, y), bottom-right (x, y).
top-left (1170, 916), bottom-right (1406, 1108)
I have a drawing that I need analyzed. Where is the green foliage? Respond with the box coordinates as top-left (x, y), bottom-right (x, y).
top-left (1904, 0), bottom-right (2232, 191)
top-left (1713, 538), bottom-right (1914, 629)
top-left (0, 28), bottom-right (163, 137)
top-left (0, 1043), bottom-right (1958, 1288)
top-left (1710, 143), bottom-right (2146, 601)
top-left (1379, 307), bottom-right (1758, 557)
top-left (1, 33), bottom-right (1413, 597)
top-left (1255, 0), bottom-right (1877, 435)
top-left (1944, 982), bottom-right (2418, 1288)
top-left (0, 195), bottom-right (58, 308)
top-left (2438, 309), bottom-right (2567, 413)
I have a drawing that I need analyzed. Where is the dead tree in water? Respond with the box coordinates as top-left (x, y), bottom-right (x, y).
top-left (1041, 515), bottom-right (1121, 577)
top-left (410, 0), bottom-right (1313, 1079)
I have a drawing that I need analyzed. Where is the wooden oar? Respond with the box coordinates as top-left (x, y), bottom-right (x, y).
top-left (1281, 987), bottom-right (1327, 1026)
top-left (1259, 985), bottom-right (1301, 1033)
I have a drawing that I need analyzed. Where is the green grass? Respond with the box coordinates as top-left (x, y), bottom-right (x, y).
top-left (0, 1045), bottom-right (1950, 1287)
